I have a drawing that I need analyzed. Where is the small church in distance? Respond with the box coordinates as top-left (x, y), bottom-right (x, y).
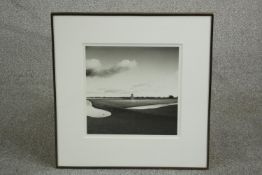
top-left (130, 93), bottom-right (134, 99)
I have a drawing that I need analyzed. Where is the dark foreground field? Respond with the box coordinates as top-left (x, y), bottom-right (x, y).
top-left (87, 99), bottom-right (177, 135)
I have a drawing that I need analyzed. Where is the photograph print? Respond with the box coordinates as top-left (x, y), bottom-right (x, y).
top-left (86, 46), bottom-right (179, 135)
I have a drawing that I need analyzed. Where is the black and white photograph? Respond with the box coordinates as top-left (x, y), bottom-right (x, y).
top-left (86, 46), bottom-right (179, 135)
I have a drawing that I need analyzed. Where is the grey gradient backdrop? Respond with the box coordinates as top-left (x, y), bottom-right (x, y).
top-left (0, 0), bottom-right (261, 175)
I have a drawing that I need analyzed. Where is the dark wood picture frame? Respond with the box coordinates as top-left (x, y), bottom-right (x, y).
top-left (51, 12), bottom-right (214, 169)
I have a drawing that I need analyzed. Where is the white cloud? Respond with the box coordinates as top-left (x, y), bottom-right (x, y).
top-left (86, 59), bottom-right (137, 77)
top-left (117, 60), bottom-right (137, 69)
top-left (86, 59), bottom-right (101, 70)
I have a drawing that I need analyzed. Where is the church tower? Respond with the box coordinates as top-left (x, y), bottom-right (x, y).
top-left (130, 93), bottom-right (134, 99)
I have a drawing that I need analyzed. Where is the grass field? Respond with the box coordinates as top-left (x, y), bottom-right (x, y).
top-left (87, 98), bottom-right (178, 135)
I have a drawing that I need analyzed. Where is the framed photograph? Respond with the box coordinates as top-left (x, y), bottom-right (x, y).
top-left (51, 13), bottom-right (213, 168)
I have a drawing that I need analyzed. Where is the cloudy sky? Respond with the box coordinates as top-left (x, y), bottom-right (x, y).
top-left (86, 46), bottom-right (179, 97)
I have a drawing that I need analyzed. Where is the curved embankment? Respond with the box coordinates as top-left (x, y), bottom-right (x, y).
top-left (126, 103), bottom-right (177, 110)
top-left (86, 100), bottom-right (111, 118)
top-left (86, 99), bottom-right (177, 117)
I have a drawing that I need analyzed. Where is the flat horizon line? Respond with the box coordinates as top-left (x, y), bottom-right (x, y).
top-left (86, 96), bottom-right (178, 98)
